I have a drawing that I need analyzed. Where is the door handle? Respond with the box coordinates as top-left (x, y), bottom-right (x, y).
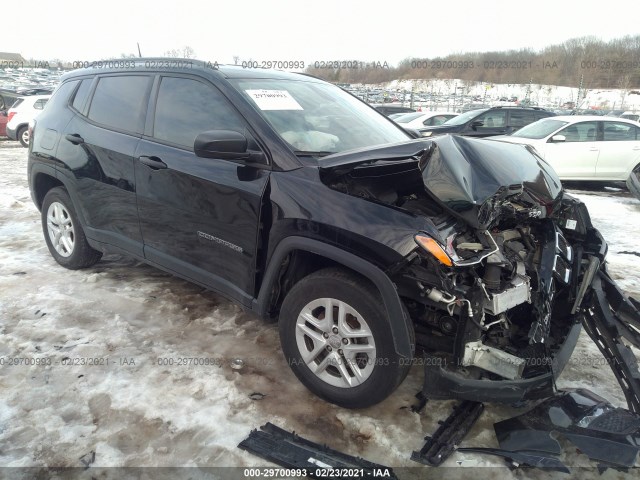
top-left (632, 146), bottom-right (640, 150)
top-left (589, 147), bottom-right (599, 151)
top-left (65, 133), bottom-right (84, 145)
top-left (138, 155), bottom-right (167, 170)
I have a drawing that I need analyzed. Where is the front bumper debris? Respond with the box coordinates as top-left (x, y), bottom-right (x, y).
top-left (238, 423), bottom-right (397, 479)
top-left (494, 388), bottom-right (640, 468)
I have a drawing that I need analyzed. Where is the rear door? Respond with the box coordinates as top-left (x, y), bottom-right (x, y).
top-left (56, 74), bottom-right (152, 256)
top-left (595, 121), bottom-right (640, 180)
top-left (542, 120), bottom-right (600, 179)
top-left (134, 75), bottom-right (269, 305)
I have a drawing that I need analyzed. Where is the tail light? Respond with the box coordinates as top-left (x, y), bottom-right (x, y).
top-left (7, 111), bottom-right (16, 122)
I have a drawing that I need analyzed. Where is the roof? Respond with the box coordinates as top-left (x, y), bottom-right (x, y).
top-left (552, 115), bottom-right (640, 124)
top-left (61, 58), bottom-right (319, 83)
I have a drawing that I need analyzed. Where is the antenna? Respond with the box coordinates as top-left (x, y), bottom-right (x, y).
top-left (137, 43), bottom-right (142, 58)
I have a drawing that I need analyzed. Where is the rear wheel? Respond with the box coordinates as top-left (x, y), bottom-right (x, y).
top-left (279, 268), bottom-right (413, 408)
top-left (41, 187), bottom-right (102, 269)
top-left (627, 164), bottom-right (640, 201)
top-left (17, 126), bottom-right (29, 147)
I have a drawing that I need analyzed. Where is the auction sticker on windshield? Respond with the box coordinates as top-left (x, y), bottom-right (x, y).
top-left (245, 89), bottom-right (303, 110)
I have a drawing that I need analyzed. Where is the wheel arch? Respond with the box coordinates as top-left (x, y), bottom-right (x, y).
top-left (32, 172), bottom-right (64, 211)
top-left (254, 236), bottom-right (414, 359)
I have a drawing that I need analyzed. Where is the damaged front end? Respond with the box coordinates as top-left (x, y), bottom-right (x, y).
top-left (321, 135), bottom-right (640, 412)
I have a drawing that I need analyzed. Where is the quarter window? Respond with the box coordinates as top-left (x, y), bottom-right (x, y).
top-left (33, 99), bottom-right (48, 110)
top-left (153, 76), bottom-right (246, 149)
top-left (72, 79), bottom-right (93, 113)
top-left (88, 76), bottom-right (151, 133)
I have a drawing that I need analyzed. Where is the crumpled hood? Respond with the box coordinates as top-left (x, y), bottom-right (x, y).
top-left (421, 135), bottom-right (562, 228)
top-left (319, 135), bottom-right (562, 229)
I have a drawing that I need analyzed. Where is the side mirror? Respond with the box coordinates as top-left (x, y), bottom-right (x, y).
top-left (470, 120), bottom-right (484, 130)
top-left (549, 134), bottom-right (566, 143)
top-left (194, 130), bottom-right (265, 164)
top-left (0, 110), bottom-right (7, 117)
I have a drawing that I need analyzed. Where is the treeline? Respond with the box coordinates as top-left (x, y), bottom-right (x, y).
top-left (305, 36), bottom-right (640, 89)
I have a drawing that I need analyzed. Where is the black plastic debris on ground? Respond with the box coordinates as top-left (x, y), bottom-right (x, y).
top-left (238, 423), bottom-right (397, 479)
top-left (457, 447), bottom-right (570, 473)
top-left (494, 388), bottom-right (640, 468)
top-left (411, 400), bottom-right (484, 466)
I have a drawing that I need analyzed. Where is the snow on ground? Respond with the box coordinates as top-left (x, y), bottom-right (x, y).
top-left (0, 141), bottom-right (639, 478)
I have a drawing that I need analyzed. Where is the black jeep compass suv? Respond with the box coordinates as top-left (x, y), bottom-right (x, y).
top-left (28, 59), bottom-right (640, 410)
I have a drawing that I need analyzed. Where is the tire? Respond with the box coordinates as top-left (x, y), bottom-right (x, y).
top-left (17, 126), bottom-right (29, 147)
top-left (41, 187), bottom-right (102, 269)
top-left (279, 268), bottom-right (413, 409)
top-left (627, 164), bottom-right (640, 201)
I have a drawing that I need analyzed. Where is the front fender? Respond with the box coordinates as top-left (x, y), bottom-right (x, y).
top-left (254, 236), bottom-right (414, 359)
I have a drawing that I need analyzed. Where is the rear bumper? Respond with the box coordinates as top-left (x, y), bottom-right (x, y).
top-left (422, 322), bottom-right (582, 404)
top-left (6, 124), bottom-right (18, 140)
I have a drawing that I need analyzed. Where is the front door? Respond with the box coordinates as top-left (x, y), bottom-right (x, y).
top-left (134, 75), bottom-right (269, 305)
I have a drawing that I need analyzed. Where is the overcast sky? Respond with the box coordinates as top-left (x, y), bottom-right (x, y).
top-left (6, 0), bottom-right (640, 66)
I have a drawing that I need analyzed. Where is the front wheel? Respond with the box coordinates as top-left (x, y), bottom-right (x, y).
top-left (279, 268), bottom-right (413, 409)
top-left (627, 164), bottom-right (640, 201)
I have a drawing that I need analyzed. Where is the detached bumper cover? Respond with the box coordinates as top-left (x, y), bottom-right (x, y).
top-left (422, 322), bottom-right (582, 404)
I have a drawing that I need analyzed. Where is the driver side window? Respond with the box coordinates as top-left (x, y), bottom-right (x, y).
top-left (557, 122), bottom-right (598, 142)
top-left (473, 110), bottom-right (506, 128)
top-left (154, 77), bottom-right (247, 149)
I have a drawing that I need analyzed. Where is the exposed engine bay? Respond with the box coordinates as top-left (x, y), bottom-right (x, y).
top-left (320, 135), bottom-right (640, 412)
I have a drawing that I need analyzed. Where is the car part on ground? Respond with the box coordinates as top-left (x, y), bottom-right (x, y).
top-left (581, 269), bottom-right (640, 413)
top-left (238, 423), bottom-right (397, 479)
top-left (456, 447), bottom-right (570, 473)
top-left (411, 400), bottom-right (484, 466)
top-left (494, 389), bottom-right (640, 468)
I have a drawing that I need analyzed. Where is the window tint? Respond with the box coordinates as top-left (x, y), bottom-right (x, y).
top-left (557, 121), bottom-right (598, 142)
top-left (154, 76), bottom-right (246, 148)
top-left (88, 76), bottom-right (150, 133)
top-left (509, 110), bottom-right (535, 127)
top-left (474, 110), bottom-right (507, 128)
top-left (603, 122), bottom-right (639, 141)
top-left (535, 111), bottom-right (553, 120)
top-left (72, 79), bottom-right (93, 113)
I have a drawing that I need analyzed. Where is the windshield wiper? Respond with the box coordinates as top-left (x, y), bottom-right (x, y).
top-left (293, 150), bottom-right (335, 158)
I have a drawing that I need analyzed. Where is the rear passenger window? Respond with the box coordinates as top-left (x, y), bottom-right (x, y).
top-left (603, 122), bottom-right (639, 141)
top-left (153, 76), bottom-right (246, 149)
top-left (33, 99), bottom-right (47, 110)
top-left (72, 79), bottom-right (93, 113)
top-left (88, 76), bottom-right (150, 133)
top-left (509, 110), bottom-right (535, 127)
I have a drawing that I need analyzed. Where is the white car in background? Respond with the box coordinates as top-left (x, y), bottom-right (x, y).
top-left (490, 115), bottom-right (640, 199)
top-left (393, 111), bottom-right (458, 129)
top-left (6, 94), bottom-right (51, 147)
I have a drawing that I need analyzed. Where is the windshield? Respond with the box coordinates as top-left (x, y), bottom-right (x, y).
top-left (395, 112), bottom-right (423, 123)
top-left (231, 79), bottom-right (410, 155)
top-left (442, 108), bottom-right (488, 126)
top-left (511, 119), bottom-right (568, 139)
